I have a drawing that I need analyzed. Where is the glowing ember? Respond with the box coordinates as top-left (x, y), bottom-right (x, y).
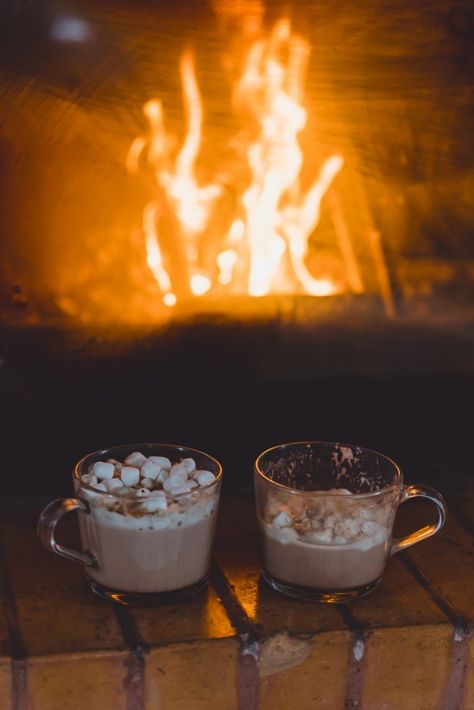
top-left (127, 19), bottom-right (344, 307)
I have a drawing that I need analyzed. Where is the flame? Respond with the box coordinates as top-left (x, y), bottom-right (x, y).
top-left (127, 19), bottom-right (344, 307)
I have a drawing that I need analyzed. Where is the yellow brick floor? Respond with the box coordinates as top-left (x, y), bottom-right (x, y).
top-left (0, 492), bottom-right (472, 709)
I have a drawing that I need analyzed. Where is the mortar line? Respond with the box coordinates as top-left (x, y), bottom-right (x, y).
top-left (440, 631), bottom-right (470, 710)
top-left (210, 559), bottom-right (257, 639)
top-left (400, 551), bottom-right (472, 710)
top-left (210, 559), bottom-right (260, 710)
top-left (0, 532), bottom-right (28, 710)
top-left (399, 552), bottom-right (471, 634)
top-left (112, 606), bottom-right (148, 710)
top-left (337, 605), bottom-right (369, 710)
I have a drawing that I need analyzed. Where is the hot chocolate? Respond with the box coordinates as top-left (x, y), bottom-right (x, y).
top-left (259, 522), bottom-right (388, 591)
top-left (257, 488), bottom-right (394, 592)
top-left (77, 449), bottom-right (221, 595)
top-left (79, 497), bottom-right (217, 593)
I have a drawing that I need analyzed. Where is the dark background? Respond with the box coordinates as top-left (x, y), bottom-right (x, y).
top-left (1, 313), bottom-right (473, 497)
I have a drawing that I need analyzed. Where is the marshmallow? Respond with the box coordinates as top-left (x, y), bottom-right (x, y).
top-left (170, 463), bottom-right (189, 479)
top-left (279, 527), bottom-right (299, 541)
top-left (135, 488), bottom-right (150, 497)
top-left (103, 478), bottom-right (124, 492)
top-left (115, 486), bottom-right (132, 497)
top-left (168, 484), bottom-right (192, 496)
top-left (170, 475), bottom-right (188, 489)
top-left (287, 496), bottom-right (305, 517)
top-left (125, 452), bottom-right (148, 467)
top-left (120, 466), bottom-right (140, 487)
top-left (307, 501), bottom-right (324, 519)
top-left (296, 516), bottom-right (312, 533)
top-left (163, 476), bottom-right (182, 492)
top-left (187, 479), bottom-right (198, 490)
top-left (324, 514), bottom-right (339, 529)
top-left (140, 477), bottom-right (155, 490)
top-left (92, 462), bottom-right (115, 480)
top-left (143, 496), bottom-right (168, 513)
top-left (357, 507), bottom-right (374, 522)
top-left (195, 471), bottom-right (215, 487)
top-left (180, 457), bottom-right (196, 474)
top-left (362, 521), bottom-right (380, 537)
top-left (156, 469), bottom-right (170, 485)
top-left (141, 459), bottom-right (161, 480)
top-left (335, 519), bottom-right (361, 539)
top-left (272, 510), bottom-right (292, 529)
top-left (92, 482), bottom-right (107, 492)
top-left (309, 528), bottom-right (333, 543)
top-left (148, 456), bottom-right (172, 470)
top-left (81, 473), bottom-right (98, 486)
top-left (201, 500), bottom-right (216, 518)
top-left (163, 478), bottom-right (177, 491)
top-left (167, 468), bottom-right (188, 489)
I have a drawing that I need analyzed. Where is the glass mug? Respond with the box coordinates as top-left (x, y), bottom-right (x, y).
top-left (38, 443), bottom-right (223, 605)
top-left (254, 441), bottom-right (447, 602)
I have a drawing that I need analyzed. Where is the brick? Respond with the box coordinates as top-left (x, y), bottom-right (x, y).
top-left (27, 651), bottom-right (129, 710)
top-left (395, 501), bottom-right (474, 622)
top-left (362, 624), bottom-right (452, 709)
top-left (133, 586), bottom-right (234, 647)
top-left (0, 503), bottom-right (124, 655)
top-left (344, 498), bottom-right (473, 708)
top-left (215, 497), bottom-right (346, 635)
top-left (259, 630), bottom-right (350, 710)
top-left (146, 638), bottom-right (239, 710)
top-left (349, 555), bottom-right (447, 627)
top-left (346, 554), bottom-right (454, 708)
top-left (0, 661), bottom-right (11, 709)
top-left (465, 636), bottom-right (474, 710)
top-left (0, 496), bottom-right (472, 710)
top-left (217, 496), bottom-right (472, 710)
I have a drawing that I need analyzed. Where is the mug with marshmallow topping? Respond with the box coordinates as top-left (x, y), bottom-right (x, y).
top-left (254, 441), bottom-right (447, 602)
top-left (38, 443), bottom-right (223, 605)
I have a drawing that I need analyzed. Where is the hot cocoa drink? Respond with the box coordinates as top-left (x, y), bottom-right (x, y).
top-left (253, 441), bottom-right (415, 601)
top-left (77, 449), bottom-right (221, 595)
top-left (258, 489), bottom-right (391, 591)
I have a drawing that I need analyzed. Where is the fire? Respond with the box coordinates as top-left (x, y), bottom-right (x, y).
top-left (127, 19), bottom-right (344, 307)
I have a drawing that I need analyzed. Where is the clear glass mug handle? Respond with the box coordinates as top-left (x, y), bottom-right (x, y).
top-left (37, 498), bottom-right (98, 567)
top-left (390, 484), bottom-right (447, 555)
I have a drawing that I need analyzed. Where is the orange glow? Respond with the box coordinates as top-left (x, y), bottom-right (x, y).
top-left (127, 19), bottom-right (345, 307)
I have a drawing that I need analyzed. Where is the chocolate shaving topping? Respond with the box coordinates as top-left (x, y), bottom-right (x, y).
top-left (261, 443), bottom-right (394, 493)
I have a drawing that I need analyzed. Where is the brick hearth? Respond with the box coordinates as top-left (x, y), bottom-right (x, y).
top-left (0, 493), bottom-right (472, 709)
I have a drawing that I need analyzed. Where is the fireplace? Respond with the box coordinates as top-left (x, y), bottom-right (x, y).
top-left (0, 7), bottom-right (473, 708)
top-left (1, 0), bottom-right (473, 496)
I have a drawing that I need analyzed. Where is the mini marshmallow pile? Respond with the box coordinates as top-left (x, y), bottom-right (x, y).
top-left (81, 451), bottom-right (216, 511)
top-left (265, 489), bottom-right (389, 546)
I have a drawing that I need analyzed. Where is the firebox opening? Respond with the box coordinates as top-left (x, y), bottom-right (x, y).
top-left (2, 0), bottom-right (473, 328)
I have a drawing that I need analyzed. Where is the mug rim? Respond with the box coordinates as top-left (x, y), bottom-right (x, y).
top-left (254, 440), bottom-right (403, 499)
top-left (74, 442), bottom-right (223, 499)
